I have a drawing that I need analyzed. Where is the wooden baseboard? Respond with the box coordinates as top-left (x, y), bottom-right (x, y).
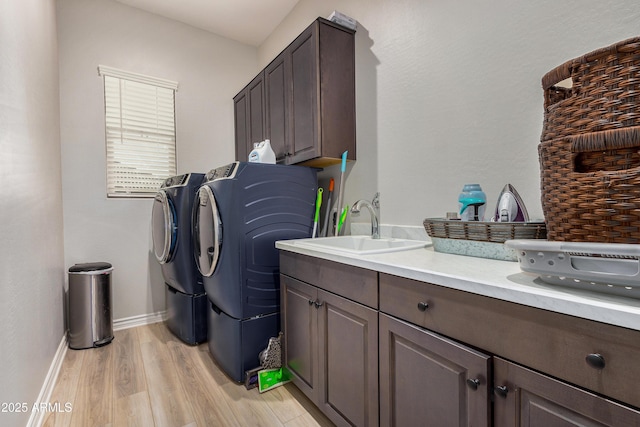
top-left (26, 336), bottom-right (68, 427)
top-left (113, 310), bottom-right (167, 331)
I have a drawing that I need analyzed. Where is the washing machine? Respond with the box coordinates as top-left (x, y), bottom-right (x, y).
top-left (151, 172), bottom-right (207, 345)
top-left (193, 162), bottom-right (317, 381)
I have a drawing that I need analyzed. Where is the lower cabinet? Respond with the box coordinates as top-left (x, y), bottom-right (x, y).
top-left (280, 253), bottom-right (640, 427)
top-left (493, 357), bottom-right (640, 426)
top-left (379, 313), bottom-right (491, 427)
top-left (281, 274), bottom-right (379, 427)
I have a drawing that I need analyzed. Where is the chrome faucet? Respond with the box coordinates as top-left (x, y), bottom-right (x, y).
top-left (351, 192), bottom-right (380, 239)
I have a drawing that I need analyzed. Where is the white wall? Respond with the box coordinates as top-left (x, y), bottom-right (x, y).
top-left (259, 0), bottom-right (640, 227)
top-left (2, 2), bottom-right (638, 424)
top-left (0, 1), bottom-right (65, 426)
top-left (56, 0), bottom-right (640, 324)
top-left (57, 0), bottom-right (258, 320)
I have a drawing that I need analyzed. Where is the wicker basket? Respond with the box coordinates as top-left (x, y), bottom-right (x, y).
top-left (539, 128), bottom-right (640, 243)
top-left (539, 37), bottom-right (640, 243)
top-left (423, 218), bottom-right (547, 243)
top-left (541, 36), bottom-right (640, 142)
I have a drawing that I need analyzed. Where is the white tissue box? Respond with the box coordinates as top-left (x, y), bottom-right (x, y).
top-left (328, 11), bottom-right (357, 31)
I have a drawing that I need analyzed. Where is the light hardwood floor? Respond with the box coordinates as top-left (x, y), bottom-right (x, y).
top-left (42, 323), bottom-right (334, 427)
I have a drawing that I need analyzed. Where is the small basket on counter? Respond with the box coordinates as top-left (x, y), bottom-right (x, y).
top-left (423, 218), bottom-right (547, 261)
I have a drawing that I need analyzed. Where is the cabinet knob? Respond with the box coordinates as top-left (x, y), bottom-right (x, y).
top-left (314, 300), bottom-right (324, 308)
top-left (466, 378), bottom-right (480, 390)
top-left (308, 299), bottom-right (314, 306)
top-left (417, 301), bottom-right (429, 311)
top-left (494, 385), bottom-right (509, 398)
top-left (586, 353), bottom-right (606, 369)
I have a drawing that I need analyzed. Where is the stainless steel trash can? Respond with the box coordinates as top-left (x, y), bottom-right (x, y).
top-left (68, 262), bottom-right (114, 349)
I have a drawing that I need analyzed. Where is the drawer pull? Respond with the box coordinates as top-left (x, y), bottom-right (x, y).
top-left (494, 385), bottom-right (509, 398)
top-left (417, 301), bottom-right (429, 311)
top-left (466, 378), bottom-right (480, 390)
top-left (586, 353), bottom-right (606, 369)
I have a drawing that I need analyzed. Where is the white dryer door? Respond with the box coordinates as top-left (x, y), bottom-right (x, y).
top-left (193, 186), bottom-right (222, 277)
top-left (151, 190), bottom-right (176, 264)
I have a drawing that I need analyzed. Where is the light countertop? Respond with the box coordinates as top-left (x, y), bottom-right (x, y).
top-left (276, 239), bottom-right (640, 332)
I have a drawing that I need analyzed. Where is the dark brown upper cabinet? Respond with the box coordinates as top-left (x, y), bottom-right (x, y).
top-left (233, 73), bottom-right (265, 162)
top-left (234, 18), bottom-right (356, 167)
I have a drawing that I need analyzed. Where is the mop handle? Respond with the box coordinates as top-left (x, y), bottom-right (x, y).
top-left (334, 151), bottom-right (348, 236)
top-left (321, 178), bottom-right (334, 237)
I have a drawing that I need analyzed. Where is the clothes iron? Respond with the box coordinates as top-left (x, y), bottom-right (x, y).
top-left (493, 184), bottom-right (529, 222)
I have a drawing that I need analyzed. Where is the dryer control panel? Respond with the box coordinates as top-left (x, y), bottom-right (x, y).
top-left (161, 174), bottom-right (190, 188)
top-left (205, 162), bottom-right (238, 182)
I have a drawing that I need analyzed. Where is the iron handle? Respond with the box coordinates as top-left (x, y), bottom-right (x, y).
top-left (586, 353), bottom-right (606, 369)
top-left (466, 378), bottom-right (480, 390)
top-left (314, 300), bottom-right (324, 308)
top-left (308, 299), bottom-right (314, 306)
top-left (494, 385), bottom-right (509, 398)
top-left (417, 301), bottom-right (429, 311)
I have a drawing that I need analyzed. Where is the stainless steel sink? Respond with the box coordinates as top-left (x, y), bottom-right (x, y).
top-left (287, 235), bottom-right (429, 255)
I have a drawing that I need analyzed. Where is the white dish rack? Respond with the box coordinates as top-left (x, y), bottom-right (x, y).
top-left (505, 240), bottom-right (640, 299)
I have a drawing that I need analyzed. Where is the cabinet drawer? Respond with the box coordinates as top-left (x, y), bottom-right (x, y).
top-left (379, 273), bottom-right (640, 410)
top-left (280, 252), bottom-right (378, 309)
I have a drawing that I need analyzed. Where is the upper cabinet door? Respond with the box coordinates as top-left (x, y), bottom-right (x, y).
top-left (287, 24), bottom-right (320, 165)
top-left (248, 74), bottom-right (265, 146)
top-left (317, 19), bottom-right (356, 162)
top-left (233, 73), bottom-right (265, 162)
top-left (265, 53), bottom-right (290, 163)
top-left (233, 90), bottom-right (249, 162)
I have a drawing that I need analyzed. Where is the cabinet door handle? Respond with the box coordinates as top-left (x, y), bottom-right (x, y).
top-left (314, 300), bottom-right (324, 308)
top-left (494, 385), bottom-right (509, 398)
top-left (417, 301), bottom-right (429, 311)
top-left (466, 378), bottom-right (480, 390)
top-left (308, 299), bottom-right (314, 306)
top-left (586, 353), bottom-right (606, 369)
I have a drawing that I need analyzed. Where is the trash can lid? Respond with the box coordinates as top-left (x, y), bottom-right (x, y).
top-left (69, 262), bottom-right (113, 273)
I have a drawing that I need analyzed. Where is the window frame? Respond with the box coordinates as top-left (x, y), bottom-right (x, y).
top-left (98, 65), bottom-right (179, 198)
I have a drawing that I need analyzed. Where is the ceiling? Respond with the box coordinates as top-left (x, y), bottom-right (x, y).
top-left (115, 0), bottom-right (300, 46)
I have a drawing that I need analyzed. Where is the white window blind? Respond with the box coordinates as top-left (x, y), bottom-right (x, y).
top-left (98, 65), bottom-right (178, 198)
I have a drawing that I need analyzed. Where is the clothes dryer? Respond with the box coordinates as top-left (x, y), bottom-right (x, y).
top-left (193, 162), bottom-right (317, 381)
top-left (152, 173), bottom-right (207, 344)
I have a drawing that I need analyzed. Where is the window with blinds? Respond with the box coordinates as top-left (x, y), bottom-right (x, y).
top-left (98, 66), bottom-right (178, 198)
